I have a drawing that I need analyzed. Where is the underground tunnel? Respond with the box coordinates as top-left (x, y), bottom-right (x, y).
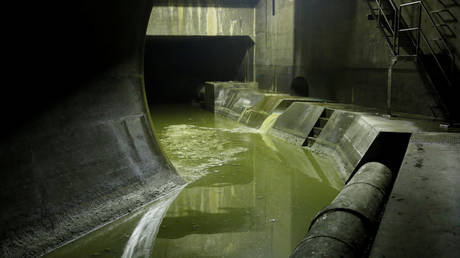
top-left (1, 0), bottom-right (460, 257)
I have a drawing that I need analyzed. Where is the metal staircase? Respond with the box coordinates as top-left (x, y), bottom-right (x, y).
top-left (367, 0), bottom-right (459, 122)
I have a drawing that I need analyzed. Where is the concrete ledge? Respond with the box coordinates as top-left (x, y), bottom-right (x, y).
top-left (207, 85), bottom-right (441, 181)
top-left (205, 82), bottom-right (328, 127)
top-left (269, 102), bottom-right (325, 145)
top-left (239, 95), bottom-right (301, 128)
top-left (209, 82), bottom-right (264, 120)
top-left (311, 111), bottom-right (378, 180)
top-left (203, 81), bottom-right (258, 112)
top-left (311, 111), bottom-right (433, 181)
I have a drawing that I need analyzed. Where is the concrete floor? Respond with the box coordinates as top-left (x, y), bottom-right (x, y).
top-left (370, 133), bottom-right (460, 257)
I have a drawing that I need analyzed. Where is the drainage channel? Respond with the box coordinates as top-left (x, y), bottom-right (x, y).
top-left (44, 103), bottom-right (343, 258)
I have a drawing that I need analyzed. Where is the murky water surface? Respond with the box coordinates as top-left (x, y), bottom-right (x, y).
top-left (45, 104), bottom-right (343, 258)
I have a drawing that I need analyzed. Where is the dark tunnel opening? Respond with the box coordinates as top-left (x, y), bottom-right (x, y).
top-left (144, 36), bottom-right (254, 103)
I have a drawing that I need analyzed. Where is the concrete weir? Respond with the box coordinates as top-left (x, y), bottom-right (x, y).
top-left (205, 82), bottom-right (434, 181)
top-left (205, 83), bottom-right (460, 257)
top-left (269, 103), bottom-right (326, 146)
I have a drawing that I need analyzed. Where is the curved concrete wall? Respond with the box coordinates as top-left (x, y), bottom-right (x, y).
top-left (0, 1), bottom-right (184, 257)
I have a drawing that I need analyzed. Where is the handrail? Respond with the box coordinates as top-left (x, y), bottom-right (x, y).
top-left (377, 0), bottom-right (397, 25)
top-left (422, 2), bottom-right (452, 59)
top-left (400, 1), bottom-right (422, 7)
top-left (369, 0), bottom-right (457, 117)
top-left (400, 1), bottom-right (454, 66)
top-left (375, 0), bottom-right (398, 53)
top-left (397, 1), bottom-right (423, 56)
top-left (380, 8), bottom-right (396, 35)
top-left (387, 0), bottom-right (397, 11)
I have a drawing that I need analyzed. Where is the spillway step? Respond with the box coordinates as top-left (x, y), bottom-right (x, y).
top-left (311, 127), bottom-right (322, 137)
top-left (323, 108), bottom-right (335, 119)
top-left (306, 136), bottom-right (317, 147)
top-left (316, 117), bottom-right (329, 128)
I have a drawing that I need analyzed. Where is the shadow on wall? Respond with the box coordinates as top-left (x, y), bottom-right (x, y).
top-left (294, 0), bottom-right (357, 101)
top-left (0, 1), bottom-right (189, 256)
top-left (291, 77), bottom-right (310, 97)
top-left (347, 132), bottom-right (412, 183)
top-left (144, 36), bottom-right (254, 103)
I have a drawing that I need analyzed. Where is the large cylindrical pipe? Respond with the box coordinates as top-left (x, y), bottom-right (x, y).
top-left (291, 162), bottom-right (393, 258)
top-left (1, 1), bottom-right (186, 257)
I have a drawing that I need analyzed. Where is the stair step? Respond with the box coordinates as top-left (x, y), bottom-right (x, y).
top-left (323, 108), bottom-right (335, 118)
top-left (311, 127), bottom-right (322, 138)
top-left (431, 9), bottom-right (449, 14)
top-left (305, 137), bottom-right (317, 147)
top-left (399, 27), bottom-right (420, 32)
top-left (397, 55), bottom-right (418, 61)
top-left (315, 117), bottom-right (329, 128)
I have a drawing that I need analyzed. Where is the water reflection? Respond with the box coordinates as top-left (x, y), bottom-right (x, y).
top-left (43, 104), bottom-right (343, 258)
top-left (151, 105), bottom-right (342, 258)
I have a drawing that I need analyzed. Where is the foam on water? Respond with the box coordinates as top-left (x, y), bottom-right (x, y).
top-left (160, 124), bottom-right (256, 182)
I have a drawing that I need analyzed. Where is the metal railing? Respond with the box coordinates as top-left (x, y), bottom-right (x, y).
top-left (373, 0), bottom-right (399, 55)
top-left (398, 1), bottom-right (455, 83)
top-left (368, 0), bottom-right (456, 115)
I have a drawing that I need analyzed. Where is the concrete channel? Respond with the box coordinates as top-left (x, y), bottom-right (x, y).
top-left (1, 1), bottom-right (459, 257)
top-left (203, 82), bottom-right (460, 257)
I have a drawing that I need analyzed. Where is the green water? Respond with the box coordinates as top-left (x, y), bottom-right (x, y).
top-left (45, 104), bottom-right (343, 258)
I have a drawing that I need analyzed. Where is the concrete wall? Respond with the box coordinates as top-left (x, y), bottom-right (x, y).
top-left (255, 0), bottom-right (296, 93)
top-left (145, 2), bottom-right (257, 99)
top-left (1, 1), bottom-right (185, 257)
top-left (144, 0), bottom-right (459, 113)
top-left (146, 0), bottom-right (459, 117)
top-left (147, 4), bottom-right (255, 37)
top-left (2, 1), bottom-right (457, 256)
top-left (293, 0), bottom-right (443, 117)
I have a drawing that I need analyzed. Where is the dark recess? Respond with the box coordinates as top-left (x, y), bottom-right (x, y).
top-left (290, 77), bottom-right (310, 97)
top-left (144, 36), bottom-right (254, 103)
top-left (2, 1), bottom-right (152, 138)
top-left (347, 132), bottom-right (412, 183)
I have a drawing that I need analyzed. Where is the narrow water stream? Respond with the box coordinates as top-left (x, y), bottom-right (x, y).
top-left (44, 104), bottom-right (343, 258)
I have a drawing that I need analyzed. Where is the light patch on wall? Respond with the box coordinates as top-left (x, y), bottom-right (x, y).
top-left (146, 6), bottom-right (254, 37)
top-left (177, 6), bottom-right (183, 34)
top-left (197, 7), bottom-right (202, 33)
top-left (186, 7), bottom-right (194, 34)
top-left (207, 7), bottom-right (218, 35)
top-left (230, 20), bottom-right (238, 35)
